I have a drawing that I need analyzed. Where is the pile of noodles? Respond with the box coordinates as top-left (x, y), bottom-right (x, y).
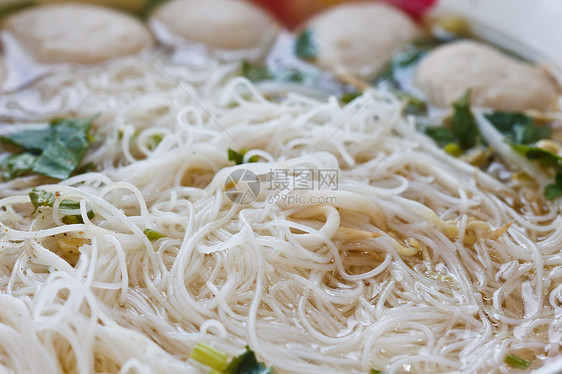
top-left (0, 53), bottom-right (560, 374)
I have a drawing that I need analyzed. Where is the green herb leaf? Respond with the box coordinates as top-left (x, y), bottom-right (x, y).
top-left (544, 173), bottom-right (562, 201)
top-left (485, 112), bottom-right (549, 145)
top-left (29, 188), bottom-right (95, 222)
top-left (505, 354), bottom-right (531, 369)
top-left (340, 91), bottom-right (362, 104)
top-left (451, 90), bottom-right (480, 150)
top-left (241, 60), bottom-right (272, 83)
top-left (370, 370), bottom-right (385, 374)
top-left (0, 153), bottom-right (37, 180)
top-left (29, 188), bottom-right (56, 213)
top-left (0, 115), bottom-right (98, 180)
top-left (394, 91), bottom-right (427, 116)
top-left (510, 143), bottom-right (562, 170)
top-left (189, 342), bottom-right (228, 372)
top-left (376, 38), bottom-right (440, 87)
top-left (61, 209), bottom-right (95, 224)
top-left (295, 29), bottom-right (317, 60)
top-left (224, 346), bottom-right (274, 374)
top-left (228, 148), bottom-right (258, 165)
top-left (425, 127), bottom-right (457, 145)
top-left (143, 228), bottom-right (166, 242)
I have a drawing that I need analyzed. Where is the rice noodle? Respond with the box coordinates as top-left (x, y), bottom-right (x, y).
top-left (0, 53), bottom-right (560, 374)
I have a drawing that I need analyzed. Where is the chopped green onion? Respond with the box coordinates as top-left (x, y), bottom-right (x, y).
top-left (444, 143), bottom-right (462, 157)
top-left (505, 354), bottom-right (531, 369)
top-left (228, 148), bottom-right (258, 165)
top-left (143, 229), bottom-right (166, 242)
top-left (29, 188), bottom-right (95, 223)
top-left (189, 342), bottom-right (228, 372)
top-left (339, 91), bottom-right (362, 104)
top-left (240, 60), bottom-right (272, 83)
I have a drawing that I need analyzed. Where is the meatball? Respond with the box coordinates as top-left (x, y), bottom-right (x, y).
top-left (305, 2), bottom-right (419, 79)
top-left (4, 4), bottom-right (154, 64)
top-left (151, 0), bottom-right (280, 53)
top-left (415, 40), bottom-right (560, 111)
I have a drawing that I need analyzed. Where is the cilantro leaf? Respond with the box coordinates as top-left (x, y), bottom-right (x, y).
top-left (451, 90), bottom-right (480, 150)
top-left (0, 115), bottom-right (98, 180)
top-left (295, 29), bottom-right (317, 60)
top-left (228, 148), bottom-right (258, 165)
top-left (510, 143), bottom-right (562, 200)
top-left (224, 346), bottom-right (274, 374)
top-left (189, 342), bottom-right (228, 372)
top-left (485, 112), bottom-right (549, 145)
top-left (370, 370), bottom-right (385, 374)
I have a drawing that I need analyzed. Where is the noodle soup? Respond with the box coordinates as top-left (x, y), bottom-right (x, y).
top-left (0, 1), bottom-right (560, 373)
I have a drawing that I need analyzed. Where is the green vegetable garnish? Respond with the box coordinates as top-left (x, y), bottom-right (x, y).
top-left (425, 90), bottom-right (480, 151)
top-left (189, 342), bottom-right (228, 372)
top-left (394, 91), bottom-right (427, 116)
top-left (0, 1), bottom-right (36, 18)
top-left (425, 127), bottom-right (457, 145)
top-left (143, 228), bottom-right (166, 242)
top-left (0, 153), bottom-right (37, 180)
top-left (228, 148), bottom-right (258, 165)
top-left (377, 38), bottom-right (440, 87)
top-left (505, 354), bottom-right (531, 369)
top-left (241, 60), bottom-right (272, 83)
top-left (370, 369), bottom-right (384, 374)
top-left (295, 29), bottom-right (317, 60)
top-left (239, 60), bottom-right (306, 83)
top-left (29, 188), bottom-right (95, 223)
top-left (485, 112), bottom-right (550, 145)
top-left (451, 90), bottom-right (480, 150)
top-left (148, 134), bottom-right (163, 150)
top-left (510, 143), bottom-right (562, 170)
top-left (139, 0), bottom-right (170, 17)
top-left (339, 91), bottom-right (362, 104)
top-left (544, 173), bottom-right (562, 201)
top-left (224, 346), bottom-right (274, 374)
top-left (0, 115), bottom-right (98, 180)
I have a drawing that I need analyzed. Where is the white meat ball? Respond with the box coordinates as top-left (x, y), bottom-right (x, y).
top-left (5, 4), bottom-right (154, 64)
top-left (306, 2), bottom-right (419, 79)
top-left (415, 40), bottom-right (559, 111)
top-left (151, 0), bottom-right (280, 52)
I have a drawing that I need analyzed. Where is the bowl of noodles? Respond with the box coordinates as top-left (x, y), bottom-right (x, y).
top-left (0, 0), bottom-right (560, 373)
